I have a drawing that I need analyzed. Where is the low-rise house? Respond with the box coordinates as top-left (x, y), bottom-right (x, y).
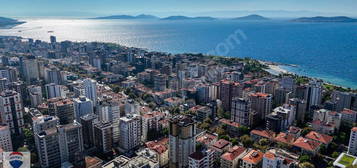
top-left (210, 139), bottom-right (232, 161)
top-left (305, 131), bottom-right (333, 146)
top-left (263, 148), bottom-right (299, 168)
top-left (196, 132), bottom-right (218, 147)
top-left (274, 132), bottom-right (296, 146)
top-left (292, 137), bottom-right (321, 155)
top-left (220, 146), bottom-right (248, 168)
top-left (250, 129), bottom-right (276, 141)
top-left (240, 149), bottom-right (264, 168)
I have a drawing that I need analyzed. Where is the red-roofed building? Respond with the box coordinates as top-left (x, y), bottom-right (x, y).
top-left (210, 139), bottom-right (232, 160)
top-left (196, 132), bottom-right (218, 147)
top-left (241, 149), bottom-right (264, 168)
top-left (263, 149), bottom-right (299, 168)
top-left (219, 119), bottom-right (241, 137)
top-left (305, 131), bottom-right (333, 145)
top-left (274, 132), bottom-right (296, 145)
top-left (292, 137), bottom-right (321, 155)
top-left (220, 146), bottom-right (248, 168)
top-left (145, 138), bottom-right (169, 167)
top-left (250, 129), bottom-right (276, 141)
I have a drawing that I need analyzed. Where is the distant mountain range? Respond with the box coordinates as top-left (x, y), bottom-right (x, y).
top-left (233, 14), bottom-right (269, 21)
top-left (92, 14), bottom-right (158, 19)
top-left (92, 14), bottom-right (270, 21)
top-left (161, 16), bottom-right (216, 21)
top-left (292, 16), bottom-right (357, 22)
top-left (87, 14), bottom-right (357, 23)
top-left (0, 17), bottom-right (25, 27)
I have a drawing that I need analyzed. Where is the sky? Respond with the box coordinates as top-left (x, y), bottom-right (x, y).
top-left (1, 0), bottom-right (357, 18)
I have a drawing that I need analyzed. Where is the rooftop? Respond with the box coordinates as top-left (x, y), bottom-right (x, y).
top-left (242, 150), bottom-right (264, 165)
top-left (275, 132), bottom-right (296, 144)
top-left (305, 131), bottom-right (333, 144)
top-left (169, 115), bottom-right (195, 127)
top-left (212, 139), bottom-right (231, 149)
top-left (196, 133), bottom-right (218, 145)
top-left (219, 119), bottom-right (240, 128)
top-left (251, 129), bottom-right (276, 139)
top-left (221, 146), bottom-right (246, 161)
top-left (292, 137), bottom-right (321, 152)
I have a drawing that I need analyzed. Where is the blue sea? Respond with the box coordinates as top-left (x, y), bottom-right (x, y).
top-left (1, 18), bottom-right (357, 88)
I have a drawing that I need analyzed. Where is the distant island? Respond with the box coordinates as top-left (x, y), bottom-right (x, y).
top-left (292, 16), bottom-right (357, 22)
top-left (233, 14), bottom-right (269, 21)
top-left (0, 17), bottom-right (25, 27)
top-left (91, 14), bottom-right (357, 23)
top-left (161, 16), bottom-right (216, 21)
top-left (92, 14), bottom-right (158, 20)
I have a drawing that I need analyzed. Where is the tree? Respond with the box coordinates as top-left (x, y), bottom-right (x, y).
top-left (219, 135), bottom-right (230, 141)
top-left (301, 127), bottom-right (312, 136)
top-left (203, 118), bottom-right (213, 125)
top-left (230, 138), bottom-right (239, 146)
top-left (334, 132), bottom-right (348, 145)
top-left (319, 144), bottom-right (327, 155)
top-left (253, 138), bottom-right (269, 151)
top-left (215, 126), bottom-right (226, 136)
top-left (259, 138), bottom-right (269, 146)
top-left (199, 122), bottom-right (210, 130)
top-left (196, 143), bottom-right (204, 151)
top-left (276, 142), bottom-right (291, 150)
top-left (23, 128), bottom-right (35, 150)
top-left (217, 107), bottom-right (225, 118)
top-left (299, 162), bottom-right (315, 168)
top-left (331, 152), bottom-right (339, 158)
top-left (238, 126), bottom-right (250, 135)
top-left (240, 135), bottom-right (253, 147)
top-left (299, 155), bottom-right (310, 163)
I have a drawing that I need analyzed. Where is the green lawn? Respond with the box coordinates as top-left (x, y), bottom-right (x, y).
top-left (338, 154), bottom-right (356, 166)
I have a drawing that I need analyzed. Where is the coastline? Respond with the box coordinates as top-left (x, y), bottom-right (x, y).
top-left (0, 21), bottom-right (26, 29)
top-left (260, 60), bottom-right (357, 91)
top-left (259, 61), bottom-right (291, 75)
top-left (2, 35), bottom-right (356, 91)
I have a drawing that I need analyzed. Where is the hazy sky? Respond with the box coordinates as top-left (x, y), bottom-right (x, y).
top-left (1, 0), bottom-right (357, 17)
